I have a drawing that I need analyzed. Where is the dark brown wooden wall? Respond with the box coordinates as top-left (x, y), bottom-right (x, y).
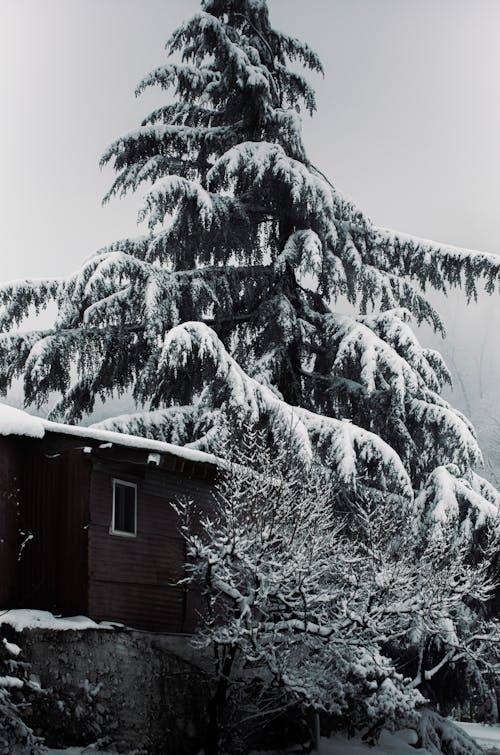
top-left (0, 437), bottom-right (21, 606)
top-left (2, 431), bottom-right (215, 633)
top-left (18, 443), bottom-right (91, 615)
top-left (88, 462), bottom-right (213, 633)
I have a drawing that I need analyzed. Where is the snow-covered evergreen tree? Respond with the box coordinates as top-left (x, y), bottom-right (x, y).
top-left (1, 0), bottom-right (499, 526)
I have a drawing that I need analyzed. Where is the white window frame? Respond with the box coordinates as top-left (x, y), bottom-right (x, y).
top-left (110, 479), bottom-right (137, 537)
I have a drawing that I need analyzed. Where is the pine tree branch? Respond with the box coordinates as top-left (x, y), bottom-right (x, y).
top-left (307, 161), bottom-right (336, 192)
top-left (232, 13), bottom-right (275, 64)
top-left (4, 311), bottom-right (259, 343)
top-left (297, 367), bottom-right (367, 397)
top-left (203, 312), bottom-right (255, 327)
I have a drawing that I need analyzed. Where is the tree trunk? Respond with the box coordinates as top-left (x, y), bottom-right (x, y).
top-left (204, 646), bottom-right (237, 755)
top-left (310, 708), bottom-right (321, 752)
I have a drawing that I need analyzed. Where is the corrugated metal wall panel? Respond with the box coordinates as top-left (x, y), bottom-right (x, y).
top-left (57, 452), bottom-right (92, 613)
top-left (0, 437), bottom-right (21, 607)
top-left (18, 445), bottom-right (91, 615)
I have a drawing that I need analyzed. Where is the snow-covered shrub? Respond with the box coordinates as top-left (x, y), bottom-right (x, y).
top-left (174, 426), bottom-right (498, 751)
top-left (0, 630), bottom-right (41, 754)
top-left (174, 436), bottom-right (379, 744)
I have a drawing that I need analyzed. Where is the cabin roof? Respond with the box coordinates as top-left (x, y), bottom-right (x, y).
top-left (0, 403), bottom-right (221, 470)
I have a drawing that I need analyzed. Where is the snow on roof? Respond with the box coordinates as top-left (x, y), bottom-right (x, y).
top-left (0, 402), bottom-right (220, 468)
top-left (0, 403), bottom-right (45, 439)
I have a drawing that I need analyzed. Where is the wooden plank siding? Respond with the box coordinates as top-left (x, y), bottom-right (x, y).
top-left (1, 428), bottom-right (217, 634)
top-left (0, 437), bottom-right (22, 606)
top-left (17, 442), bottom-right (91, 615)
top-left (88, 461), bottom-right (215, 633)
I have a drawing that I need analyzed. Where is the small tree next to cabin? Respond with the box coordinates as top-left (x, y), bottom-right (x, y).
top-left (177, 430), bottom-right (499, 753)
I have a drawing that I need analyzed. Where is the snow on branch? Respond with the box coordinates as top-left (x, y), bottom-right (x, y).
top-left (159, 320), bottom-right (312, 461)
top-left (159, 321), bottom-right (412, 495)
top-left (471, 471), bottom-right (500, 508)
top-left (355, 265), bottom-right (445, 333)
top-left (296, 408), bottom-right (412, 497)
top-left (274, 229), bottom-right (322, 279)
top-left (324, 313), bottom-right (419, 404)
top-left (138, 175), bottom-right (242, 231)
top-left (374, 227), bottom-right (500, 299)
top-left (177, 436), bottom-right (422, 719)
top-left (409, 395), bottom-right (482, 472)
top-left (208, 141), bottom-right (336, 239)
top-left (359, 308), bottom-right (451, 391)
top-left (178, 429), bottom-right (498, 729)
top-left (415, 464), bottom-right (500, 538)
top-left (274, 29), bottom-right (323, 73)
top-left (176, 12), bottom-right (273, 93)
top-left (134, 62), bottom-right (221, 99)
top-left (0, 278), bottom-right (60, 331)
top-left (104, 155), bottom-right (186, 201)
top-left (91, 404), bottom-right (199, 446)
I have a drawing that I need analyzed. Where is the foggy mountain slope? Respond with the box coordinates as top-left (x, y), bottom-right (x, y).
top-left (420, 288), bottom-right (500, 486)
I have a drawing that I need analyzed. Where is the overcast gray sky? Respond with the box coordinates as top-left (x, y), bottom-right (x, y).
top-left (1, 0), bottom-right (500, 453)
top-left (2, 0), bottom-right (500, 281)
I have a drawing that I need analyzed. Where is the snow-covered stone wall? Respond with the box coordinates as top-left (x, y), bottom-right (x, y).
top-left (3, 622), bottom-right (209, 754)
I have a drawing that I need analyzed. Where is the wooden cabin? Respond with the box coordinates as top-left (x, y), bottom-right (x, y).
top-left (0, 405), bottom-right (217, 633)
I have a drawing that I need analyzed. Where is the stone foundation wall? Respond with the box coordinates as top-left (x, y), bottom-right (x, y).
top-left (5, 625), bottom-right (210, 754)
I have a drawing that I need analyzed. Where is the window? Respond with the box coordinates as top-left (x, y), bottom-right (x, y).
top-left (111, 480), bottom-right (137, 536)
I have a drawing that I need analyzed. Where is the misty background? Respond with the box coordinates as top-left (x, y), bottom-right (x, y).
top-left (1, 0), bottom-right (499, 482)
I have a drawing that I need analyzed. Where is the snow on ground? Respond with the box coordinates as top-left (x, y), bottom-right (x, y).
top-left (306, 729), bottom-right (431, 754)
top-left (456, 722), bottom-right (500, 753)
top-left (248, 729), bottom-right (432, 755)
top-left (0, 609), bottom-right (116, 632)
top-left (45, 750), bottom-right (118, 754)
top-left (34, 723), bottom-right (500, 754)
top-left (41, 735), bottom-right (432, 755)
top-left (249, 723), bottom-right (500, 755)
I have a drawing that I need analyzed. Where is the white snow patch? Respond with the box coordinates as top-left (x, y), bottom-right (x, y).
top-left (0, 675), bottom-right (23, 688)
top-left (455, 722), bottom-right (500, 752)
top-left (251, 729), bottom-right (433, 754)
top-left (2, 637), bottom-right (21, 656)
top-left (0, 609), bottom-right (112, 632)
top-left (250, 722), bottom-right (500, 754)
top-left (0, 402), bottom-right (44, 438)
